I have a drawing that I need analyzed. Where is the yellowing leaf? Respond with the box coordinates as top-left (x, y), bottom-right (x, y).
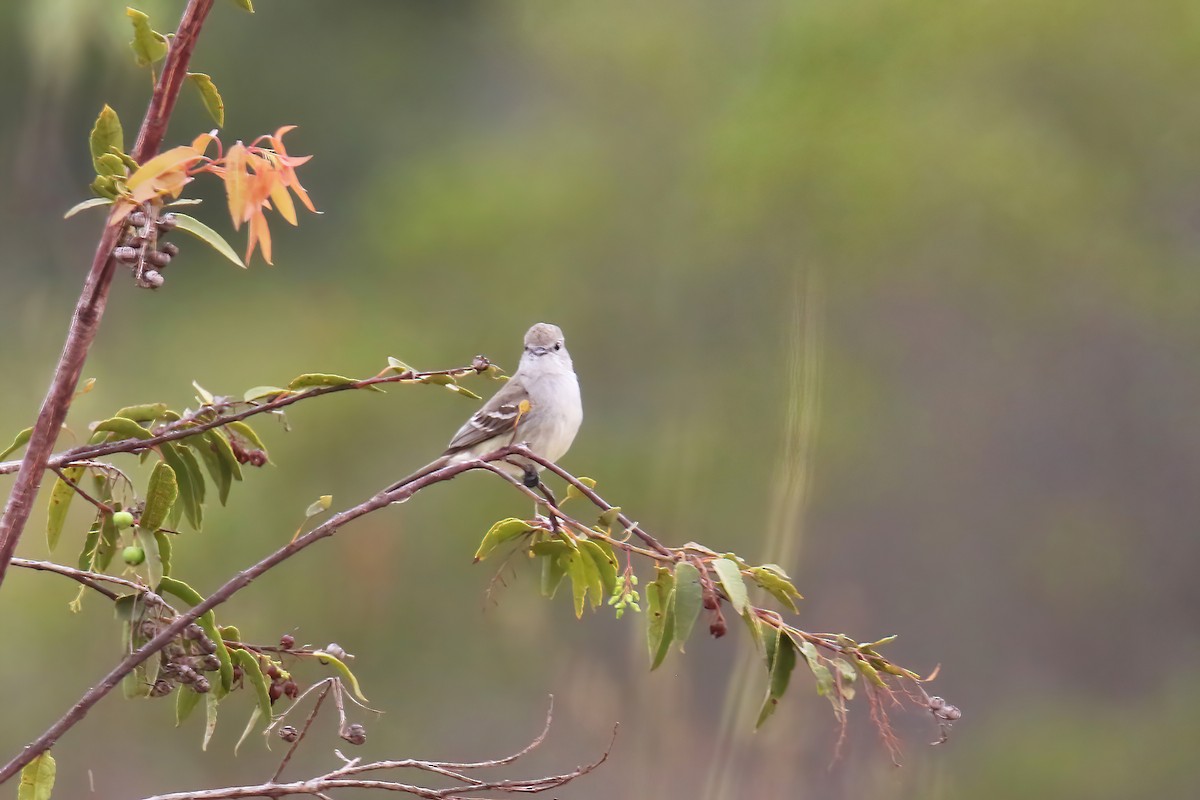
top-left (186, 73), bottom-right (225, 128)
top-left (125, 146), bottom-right (203, 191)
top-left (17, 751), bottom-right (55, 800)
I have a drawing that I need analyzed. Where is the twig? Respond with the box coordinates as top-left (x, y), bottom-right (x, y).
top-left (0, 0), bottom-right (217, 589)
top-left (8, 558), bottom-right (136, 601)
top-left (0, 363), bottom-right (491, 477)
top-left (50, 466), bottom-right (115, 515)
top-left (271, 682), bottom-right (330, 782)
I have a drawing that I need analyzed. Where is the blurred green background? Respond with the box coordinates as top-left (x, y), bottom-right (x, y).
top-left (3, 0), bottom-right (1199, 797)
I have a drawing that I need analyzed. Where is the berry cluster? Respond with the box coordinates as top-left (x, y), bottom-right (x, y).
top-left (113, 206), bottom-right (180, 289)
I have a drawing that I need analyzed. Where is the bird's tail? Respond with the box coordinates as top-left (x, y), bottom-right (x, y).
top-left (384, 454), bottom-right (451, 497)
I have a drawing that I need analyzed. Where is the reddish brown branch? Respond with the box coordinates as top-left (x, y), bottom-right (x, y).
top-left (0, 0), bottom-right (216, 589)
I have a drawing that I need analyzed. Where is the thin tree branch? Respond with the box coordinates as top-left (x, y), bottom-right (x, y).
top-left (50, 466), bottom-right (114, 515)
top-left (7, 557), bottom-right (141, 601)
top-left (271, 682), bottom-right (331, 782)
top-left (0, 362), bottom-right (491, 476)
top-left (0, 0), bottom-right (216, 589)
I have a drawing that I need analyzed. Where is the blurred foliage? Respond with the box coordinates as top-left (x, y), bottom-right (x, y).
top-left (2, 0), bottom-right (1199, 798)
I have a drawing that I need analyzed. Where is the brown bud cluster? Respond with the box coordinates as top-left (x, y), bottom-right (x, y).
top-left (341, 723), bottom-right (367, 746)
top-left (230, 437), bottom-right (268, 467)
top-left (116, 206), bottom-right (182, 289)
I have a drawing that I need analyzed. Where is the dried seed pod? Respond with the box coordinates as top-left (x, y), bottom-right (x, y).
top-left (149, 679), bottom-right (174, 698)
top-left (141, 269), bottom-right (165, 289)
top-left (279, 634), bottom-right (295, 649)
top-left (138, 619), bottom-right (160, 639)
top-left (129, 211), bottom-right (148, 227)
top-left (278, 725), bottom-right (299, 743)
top-left (709, 619), bottom-right (727, 638)
top-left (341, 723), bottom-right (366, 746)
top-left (268, 682), bottom-right (283, 704)
top-left (197, 636), bottom-right (218, 655)
top-left (157, 213), bottom-right (177, 231)
top-left (198, 654), bottom-right (222, 672)
top-left (146, 248), bottom-right (172, 268)
top-left (323, 643), bottom-right (347, 661)
top-left (160, 241), bottom-right (179, 258)
top-left (114, 246), bottom-right (140, 263)
top-left (183, 623), bottom-right (205, 640)
top-left (141, 592), bottom-right (163, 607)
top-left (176, 666), bottom-right (198, 685)
top-left (193, 676), bottom-right (212, 694)
top-left (282, 679), bottom-right (299, 699)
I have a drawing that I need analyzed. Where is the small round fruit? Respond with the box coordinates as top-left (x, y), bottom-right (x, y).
top-left (122, 545), bottom-right (146, 566)
top-left (112, 511), bottom-right (135, 530)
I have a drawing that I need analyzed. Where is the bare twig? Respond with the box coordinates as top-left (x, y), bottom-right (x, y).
top-left (8, 557), bottom-right (138, 601)
top-left (271, 682), bottom-right (331, 782)
top-left (0, 0), bottom-right (217, 588)
top-left (50, 466), bottom-right (115, 515)
top-left (138, 702), bottom-right (613, 800)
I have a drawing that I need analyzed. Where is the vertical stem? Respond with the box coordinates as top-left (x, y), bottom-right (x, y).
top-left (0, 0), bottom-right (216, 588)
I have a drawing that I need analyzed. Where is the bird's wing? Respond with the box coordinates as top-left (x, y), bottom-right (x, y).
top-left (443, 377), bottom-right (529, 455)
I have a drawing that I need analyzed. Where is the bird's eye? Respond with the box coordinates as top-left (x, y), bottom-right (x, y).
top-left (554, 342), bottom-right (562, 351)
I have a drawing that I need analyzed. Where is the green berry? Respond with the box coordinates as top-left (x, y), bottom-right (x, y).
top-left (122, 545), bottom-right (145, 566)
top-left (112, 511), bottom-right (134, 530)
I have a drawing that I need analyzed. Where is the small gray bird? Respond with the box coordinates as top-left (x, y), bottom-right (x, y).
top-left (388, 323), bottom-right (583, 493)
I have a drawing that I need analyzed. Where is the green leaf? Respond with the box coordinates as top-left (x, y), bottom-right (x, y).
top-left (176, 684), bottom-right (202, 726)
top-left (185, 433), bottom-right (232, 505)
top-left (225, 420), bottom-right (269, 456)
top-left (565, 549), bottom-right (591, 618)
top-left (136, 526), bottom-right (163, 589)
top-left (126, 8), bottom-right (168, 67)
top-left (228, 0), bottom-right (254, 12)
top-left (538, 546), bottom-right (570, 598)
top-left (161, 443), bottom-right (204, 529)
top-left (474, 518), bottom-right (535, 562)
top-left (314, 650), bottom-right (369, 702)
top-left (741, 607), bottom-right (764, 651)
top-left (234, 706), bottom-right (263, 755)
top-left (17, 751), bottom-right (55, 800)
top-left (831, 657), bottom-right (858, 700)
top-left (64, 197), bottom-right (114, 219)
top-left (46, 466), bottom-right (86, 552)
top-left (304, 495), bottom-right (332, 518)
top-left (232, 650), bottom-right (271, 719)
top-left (596, 506), bottom-right (622, 533)
top-left (89, 105), bottom-right (124, 173)
top-left (756, 628), bottom-right (797, 728)
top-left (580, 539), bottom-right (617, 597)
top-left (672, 562), bottom-right (702, 651)
top-left (794, 637), bottom-right (837, 703)
top-left (202, 692), bottom-right (219, 751)
top-left (563, 476), bottom-right (597, 503)
top-left (172, 213), bottom-right (247, 268)
top-left (856, 658), bottom-right (888, 688)
top-left (711, 557), bottom-right (748, 615)
top-left (95, 153), bottom-right (126, 178)
top-left (206, 429), bottom-right (244, 483)
top-left (96, 511), bottom-right (120, 572)
top-left (0, 427), bottom-right (32, 459)
top-left (112, 403), bottom-right (168, 423)
top-left (646, 567), bottom-right (676, 670)
top-left (78, 520), bottom-right (101, 572)
top-left (140, 461), bottom-right (178, 532)
top-left (386, 357), bottom-right (413, 374)
top-left (446, 383), bottom-right (482, 400)
top-left (154, 531), bottom-right (172, 577)
top-left (92, 416), bottom-right (154, 440)
top-left (749, 565), bottom-right (803, 613)
top-left (242, 385), bottom-right (286, 403)
top-left (186, 73), bottom-right (224, 127)
top-left (287, 373), bottom-right (357, 390)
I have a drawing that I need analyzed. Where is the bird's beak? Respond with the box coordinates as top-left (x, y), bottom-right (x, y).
top-left (531, 346), bottom-right (550, 357)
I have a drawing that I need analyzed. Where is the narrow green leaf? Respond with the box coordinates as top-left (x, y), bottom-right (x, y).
top-left (539, 550), bottom-right (569, 598)
top-left (234, 706), bottom-right (263, 755)
top-left (172, 213), bottom-right (247, 268)
top-left (206, 429), bottom-right (244, 483)
top-left (154, 531), bottom-right (172, 577)
top-left (563, 476), bottom-right (597, 503)
top-left (139, 461), bottom-right (178, 532)
top-left (0, 427), bottom-right (33, 460)
top-left (92, 416), bottom-right (154, 440)
top-left (136, 527), bottom-right (163, 589)
top-left (78, 520), bottom-right (102, 572)
top-left (856, 658), bottom-right (888, 688)
top-left (287, 373), bottom-right (357, 390)
top-left (474, 518), bottom-right (535, 562)
top-left (17, 751), bottom-right (55, 800)
top-left (749, 565), bottom-right (803, 613)
top-left (711, 557), bottom-right (748, 614)
top-left (646, 567), bottom-right (676, 670)
top-left (64, 197), bottom-right (114, 219)
top-left (161, 444), bottom-right (202, 529)
top-left (112, 403), bottom-right (168, 423)
top-left (795, 637), bottom-right (837, 701)
top-left (126, 8), bottom-right (168, 67)
top-left (89, 104), bottom-right (124, 173)
top-left (741, 607), bottom-right (764, 651)
top-left (228, 0), bottom-right (254, 12)
top-left (46, 466), bottom-right (86, 552)
top-left (314, 651), bottom-right (369, 702)
top-left (185, 433), bottom-right (232, 505)
top-left (575, 545), bottom-right (604, 610)
top-left (186, 73), bottom-right (225, 127)
top-left (446, 383), bottom-right (482, 400)
top-left (672, 562), bottom-right (702, 651)
top-left (580, 539), bottom-right (617, 597)
top-left (756, 629), bottom-right (797, 728)
top-left (176, 684), bottom-right (202, 726)
top-left (202, 692), bottom-right (219, 751)
top-left (158, 577), bottom-right (235, 693)
top-left (96, 511), bottom-right (120, 572)
top-left (566, 550), bottom-right (590, 618)
top-left (232, 650), bottom-right (271, 719)
top-left (386, 357), bottom-right (414, 374)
